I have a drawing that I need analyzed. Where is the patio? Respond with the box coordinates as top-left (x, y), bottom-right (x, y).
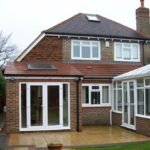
top-left (8, 126), bottom-right (150, 148)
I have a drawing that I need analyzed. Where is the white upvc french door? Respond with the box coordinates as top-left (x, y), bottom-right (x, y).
top-left (26, 83), bottom-right (63, 130)
top-left (122, 80), bottom-right (136, 130)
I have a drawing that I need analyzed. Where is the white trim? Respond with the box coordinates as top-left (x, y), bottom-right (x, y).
top-left (46, 33), bottom-right (145, 42)
top-left (5, 76), bottom-right (77, 80)
top-left (16, 33), bottom-right (45, 62)
top-left (112, 110), bottom-right (122, 114)
top-left (82, 104), bottom-right (111, 107)
top-left (114, 42), bottom-right (140, 62)
top-left (71, 40), bottom-right (101, 60)
top-left (136, 114), bottom-right (150, 119)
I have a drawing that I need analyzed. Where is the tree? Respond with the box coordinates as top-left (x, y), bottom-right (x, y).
top-left (0, 31), bottom-right (18, 70)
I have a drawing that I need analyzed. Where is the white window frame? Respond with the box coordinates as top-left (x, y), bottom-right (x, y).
top-left (19, 82), bottom-right (71, 131)
top-left (113, 81), bottom-right (123, 113)
top-left (82, 84), bottom-right (111, 107)
top-left (71, 40), bottom-right (100, 60)
top-left (114, 42), bottom-right (140, 62)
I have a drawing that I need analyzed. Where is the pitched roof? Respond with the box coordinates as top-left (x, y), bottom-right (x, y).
top-left (72, 63), bottom-right (142, 79)
top-left (4, 62), bottom-right (141, 79)
top-left (114, 64), bottom-right (150, 81)
top-left (44, 13), bottom-right (150, 40)
top-left (4, 62), bottom-right (83, 77)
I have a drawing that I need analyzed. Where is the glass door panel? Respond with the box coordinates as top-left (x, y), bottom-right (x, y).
top-left (129, 82), bottom-right (135, 126)
top-left (30, 85), bottom-right (43, 126)
top-left (48, 86), bottom-right (60, 125)
top-left (123, 82), bottom-right (128, 124)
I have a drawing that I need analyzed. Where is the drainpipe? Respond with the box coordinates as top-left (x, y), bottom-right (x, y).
top-left (75, 77), bottom-right (81, 132)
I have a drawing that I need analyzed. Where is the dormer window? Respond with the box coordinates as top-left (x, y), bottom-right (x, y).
top-left (114, 42), bottom-right (140, 62)
top-left (71, 40), bottom-right (100, 60)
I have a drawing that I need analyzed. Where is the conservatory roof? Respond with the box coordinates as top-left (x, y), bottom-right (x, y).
top-left (114, 64), bottom-right (150, 81)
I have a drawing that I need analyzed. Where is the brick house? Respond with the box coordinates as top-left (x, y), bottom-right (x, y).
top-left (4, 0), bottom-right (150, 136)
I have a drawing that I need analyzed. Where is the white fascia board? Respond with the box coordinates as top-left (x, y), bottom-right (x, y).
top-left (5, 76), bottom-right (77, 80)
top-left (16, 33), bottom-right (45, 62)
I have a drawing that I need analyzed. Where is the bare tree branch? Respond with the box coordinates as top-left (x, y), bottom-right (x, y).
top-left (0, 31), bottom-right (18, 70)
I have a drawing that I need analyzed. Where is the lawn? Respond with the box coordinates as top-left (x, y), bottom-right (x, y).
top-left (77, 142), bottom-right (150, 150)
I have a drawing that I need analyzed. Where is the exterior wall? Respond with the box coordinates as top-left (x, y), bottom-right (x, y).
top-left (6, 79), bottom-right (81, 133)
top-left (112, 112), bottom-right (122, 126)
top-left (21, 36), bottom-right (63, 63)
top-left (136, 116), bottom-right (150, 136)
top-left (143, 43), bottom-right (150, 64)
top-left (81, 79), bottom-right (112, 126)
top-left (63, 38), bottom-right (143, 64)
top-left (82, 107), bottom-right (111, 125)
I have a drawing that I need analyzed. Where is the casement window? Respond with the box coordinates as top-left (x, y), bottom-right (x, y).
top-left (113, 82), bottom-right (122, 112)
top-left (114, 42), bottom-right (140, 62)
top-left (71, 40), bottom-right (100, 60)
top-left (137, 78), bottom-right (150, 117)
top-left (82, 84), bottom-right (111, 106)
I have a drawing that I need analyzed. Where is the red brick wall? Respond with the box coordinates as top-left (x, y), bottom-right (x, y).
top-left (82, 107), bottom-right (111, 125)
top-left (112, 112), bottom-right (122, 126)
top-left (21, 36), bottom-right (62, 63)
top-left (136, 116), bottom-right (150, 136)
top-left (6, 79), bottom-right (81, 133)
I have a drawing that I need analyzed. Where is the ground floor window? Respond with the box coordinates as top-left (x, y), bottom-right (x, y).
top-left (82, 84), bottom-right (111, 106)
top-left (20, 82), bottom-right (70, 131)
top-left (137, 78), bottom-right (150, 117)
top-left (113, 82), bottom-right (122, 112)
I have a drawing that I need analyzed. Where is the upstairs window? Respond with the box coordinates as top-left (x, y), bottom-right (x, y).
top-left (114, 42), bottom-right (140, 62)
top-left (71, 40), bottom-right (100, 60)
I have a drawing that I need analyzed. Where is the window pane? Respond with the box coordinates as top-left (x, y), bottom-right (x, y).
top-left (132, 44), bottom-right (138, 59)
top-left (63, 84), bottom-right (68, 126)
top-left (73, 45), bottom-right (80, 57)
top-left (82, 46), bottom-right (90, 58)
top-left (137, 79), bottom-right (144, 87)
top-left (117, 90), bottom-right (122, 111)
top-left (123, 48), bottom-right (131, 60)
top-left (82, 86), bottom-right (89, 104)
top-left (91, 91), bottom-right (100, 104)
top-left (117, 82), bottom-right (122, 88)
top-left (92, 86), bottom-right (99, 89)
top-left (102, 86), bottom-right (109, 103)
top-left (145, 88), bottom-right (150, 116)
top-left (115, 44), bottom-right (122, 59)
top-left (31, 86), bottom-right (43, 126)
top-left (48, 86), bottom-right (59, 125)
top-left (137, 89), bottom-right (144, 115)
top-left (21, 84), bottom-right (27, 128)
top-left (145, 78), bottom-right (150, 86)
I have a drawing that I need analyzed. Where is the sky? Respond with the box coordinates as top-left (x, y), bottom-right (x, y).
top-left (0, 0), bottom-right (150, 51)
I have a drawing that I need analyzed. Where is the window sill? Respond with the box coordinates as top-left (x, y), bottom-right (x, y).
top-left (112, 110), bottom-right (122, 114)
top-left (114, 59), bottom-right (140, 62)
top-left (82, 104), bottom-right (111, 107)
top-left (136, 114), bottom-right (150, 119)
top-left (72, 57), bottom-right (100, 61)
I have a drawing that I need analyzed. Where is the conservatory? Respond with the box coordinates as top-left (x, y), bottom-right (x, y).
top-left (113, 64), bottom-right (150, 136)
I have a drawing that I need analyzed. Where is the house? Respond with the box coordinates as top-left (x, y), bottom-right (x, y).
top-left (4, 0), bottom-right (150, 136)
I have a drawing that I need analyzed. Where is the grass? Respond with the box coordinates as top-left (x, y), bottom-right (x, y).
top-left (76, 141), bottom-right (150, 150)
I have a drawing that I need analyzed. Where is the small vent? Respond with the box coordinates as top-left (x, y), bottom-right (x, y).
top-left (27, 64), bottom-right (57, 70)
top-left (86, 14), bottom-right (100, 22)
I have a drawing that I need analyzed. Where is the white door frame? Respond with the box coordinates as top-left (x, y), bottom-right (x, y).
top-left (122, 80), bottom-right (136, 130)
top-left (19, 82), bottom-right (70, 131)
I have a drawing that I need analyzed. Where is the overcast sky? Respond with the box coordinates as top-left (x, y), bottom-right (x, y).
top-left (0, 0), bottom-right (150, 51)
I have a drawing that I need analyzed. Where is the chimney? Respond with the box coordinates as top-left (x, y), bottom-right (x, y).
top-left (136, 0), bottom-right (150, 35)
